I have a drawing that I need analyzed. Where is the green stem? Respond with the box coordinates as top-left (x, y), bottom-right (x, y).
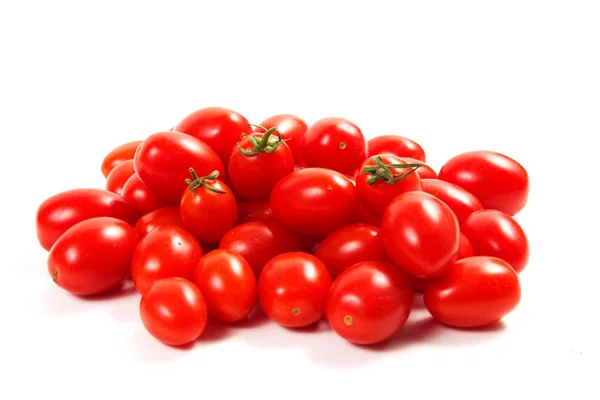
top-left (237, 126), bottom-right (287, 156)
top-left (362, 156), bottom-right (426, 185)
top-left (184, 168), bottom-right (227, 195)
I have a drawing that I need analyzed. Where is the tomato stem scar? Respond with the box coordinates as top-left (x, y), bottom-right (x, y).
top-left (292, 307), bottom-right (300, 315)
top-left (343, 315), bottom-right (353, 326)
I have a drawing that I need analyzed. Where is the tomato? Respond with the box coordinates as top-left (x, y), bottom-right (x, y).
top-left (121, 173), bottom-right (167, 215)
top-left (135, 206), bottom-right (183, 238)
top-left (356, 155), bottom-right (423, 218)
top-left (325, 261), bottom-right (413, 345)
top-left (174, 107), bottom-right (252, 166)
top-left (438, 151), bottom-right (529, 215)
top-left (194, 249), bottom-right (257, 322)
top-left (421, 178), bottom-right (483, 224)
top-left (367, 135), bottom-right (426, 162)
top-left (228, 127), bottom-right (294, 200)
top-left (403, 157), bottom-right (437, 179)
top-left (424, 256), bottom-right (521, 327)
top-left (105, 159), bottom-right (135, 196)
top-left (461, 210), bottom-right (529, 273)
top-left (36, 188), bottom-right (139, 251)
top-left (140, 277), bottom-right (208, 346)
top-left (47, 217), bottom-right (139, 295)
top-left (302, 117), bottom-right (367, 175)
top-left (254, 114), bottom-right (308, 165)
top-left (270, 168), bottom-right (358, 236)
top-left (258, 252), bottom-right (332, 328)
top-left (314, 224), bottom-right (387, 278)
top-left (219, 221), bottom-right (302, 276)
top-left (101, 140), bottom-right (143, 178)
top-left (180, 169), bottom-right (238, 244)
top-left (134, 131), bottom-right (225, 205)
top-left (352, 204), bottom-right (381, 227)
top-left (381, 192), bottom-right (460, 279)
top-left (409, 276), bottom-right (429, 293)
top-left (131, 224), bottom-right (204, 294)
top-left (237, 200), bottom-right (275, 224)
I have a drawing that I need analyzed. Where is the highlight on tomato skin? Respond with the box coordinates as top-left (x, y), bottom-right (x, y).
top-left (367, 135), bottom-right (426, 162)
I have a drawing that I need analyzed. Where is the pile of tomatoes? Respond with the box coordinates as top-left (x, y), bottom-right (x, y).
top-left (36, 107), bottom-right (530, 346)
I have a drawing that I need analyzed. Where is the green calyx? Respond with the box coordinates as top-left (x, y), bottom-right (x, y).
top-left (185, 168), bottom-right (227, 195)
top-left (237, 126), bottom-right (286, 156)
top-left (362, 156), bottom-right (425, 185)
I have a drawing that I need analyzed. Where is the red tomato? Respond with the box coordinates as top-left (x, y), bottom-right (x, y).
top-left (438, 151), bottom-right (529, 215)
top-left (105, 159), bottom-right (135, 196)
top-left (101, 140), bottom-right (142, 178)
top-left (424, 256), bottom-right (521, 327)
top-left (131, 224), bottom-right (204, 294)
top-left (134, 131), bottom-right (225, 205)
top-left (314, 224), bottom-right (387, 278)
top-left (140, 277), bottom-right (208, 346)
top-left (194, 249), bottom-right (257, 322)
top-left (258, 252), bottom-right (332, 328)
top-left (381, 192), bottom-right (460, 279)
top-left (458, 233), bottom-right (474, 260)
top-left (326, 261), bottom-right (413, 345)
top-left (254, 114), bottom-right (308, 165)
top-left (219, 221), bottom-right (302, 276)
top-left (174, 107), bottom-right (252, 166)
top-left (461, 210), bottom-right (529, 273)
top-left (237, 200), bottom-right (275, 224)
top-left (421, 178), bottom-right (483, 224)
top-left (367, 135), bottom-right (426, 161)
top-left (36, 188), bottom-right (139, 251)
top-left (270, 168), bottom-right (358, 236)
top-left (47, 217), bottom-right (139, 295)
top-left (356, 155), bottom-right (423, 218)
top-left (302, 117), bottom-right (367, 175)
top-left (135, 206), bottom-right (183, 238)
top-left (403, 157), bottom-right (437, 179)
top-left (180, 169), bottom-right (238, 244)
top-left (228, 127), bottom-right (294, 200)
top-left (121, 173), bottom-right (167, 215)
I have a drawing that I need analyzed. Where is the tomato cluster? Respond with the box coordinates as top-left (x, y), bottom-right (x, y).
top-left (36, 107), bottom-right (530, 347)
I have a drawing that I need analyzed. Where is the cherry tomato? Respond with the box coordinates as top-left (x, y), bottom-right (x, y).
top-left (381, 192), bottom-right (460, 279)
top-left (258, 252), bottom-right (332, 328)
top-left (356, 154), bottom-right (424, 218)
top-left (421, 178), bottom-right (483, 224)
top-left (194, 249), bottom-right (257, 322)
top-left (140, 277), bottom-right (208, 346)
top-left (237, 200), bottom-right (275, 224)
top-left (47, 217), bottom-right (139, 295)
top-left (131, 224), bottom-right (204, 294)
top-left (121, 173), bottom-right (167, 215)
top-left (457, 233), bottom-right (474, 260)
top-left (134, 131), bottom-right (225, 205)
top-left (254, 114), bottom-right (308, 165)
top-left (367, 135), bottom-right (426, 161)
top-left (424, 256), bottom-right (521, 327)
top-left (302, 117), bottom-right (367, 175)
top-left (105, 159), bottom-right (135, 196)
top-left (461, 210), bottom-right (529, 273)
top-left (314, 224), bottom-right (387, 278)
top-left (101, 140), bottom-right (142, 178)
top-left (352, 204), bottom-right (382, 227)
top-left (438, 151), bottom-right (529, 215)
top-left (135, 206), bottom-right (183, 238)
top-left (403, 157), bottom-right (437, 179)
top-left (180, 169), bottom-right (237, 244)
top-left (219, 221), bottom-right (302, 276)
top-left (228, 127), bottom-right (294, 200)
top-left (325, 261), bottom-right (413, 345)
top-left (174, 107), bottom-right (252, 166)
top-left (270, 168), bottom-right (358, 237)
top-left (36, 188), bottom-right (139, 251)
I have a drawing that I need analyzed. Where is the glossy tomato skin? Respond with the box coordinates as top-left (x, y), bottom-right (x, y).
top-left (302, 117), bottom-right (367, 175)
top-left (237, 200), bottom-right (275, 224)
top-left (131, 224), bottom-right (204, 294)
top-left (381, 192), bottom-right (460, 279)
top-left (121, 173), bottom-right (167, 215)
top-left (367, 135), bottom-right (426, 162)
top-left (135, 206), bottom-right (183, 238)
top-left (36, 188), bottom-right (139, 251)
top-left (356, 154), bottom-right (423, 218)
top-left (314, 224), bottom-right (387, 278)
top-left (134, 131), bottom-right (225, 204)
top-left (48, 217), bottom-right (139, 295)
top-left (105, 159), bottom-right (135, 196)
top-left (101, 140), bottom-right (143, 178)
top-left (219, 221), bottom-right (302, 276)
top-left (461, 210), bottom-right (529, 273)
top-left (270, 168), bottom-right (358, 237)
top-left (424, 256), bottom-right (521, 327)
top-left (422, 179), bottom-right (483, 224)
top-left (255, 114), bottom-right (308, 165)
top-left (326, 261), bottom-right (413, 345)
top-left (438, 151), bottom-right (529, 215)
top-left (403, 157), bottom-right (437, 179)
top-left (258, 252), bottom-right (332, 328)
top-left (140, 277), bottom-right (208, 346)
top-left (174, 107), bottom-right (252, 166)
top-left (194, 250), bottom-right (257, 322)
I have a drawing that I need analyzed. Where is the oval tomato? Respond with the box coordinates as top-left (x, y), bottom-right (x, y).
top-left (47, 217), bottom-right (139, 295)
top-left (367, 135), bottom-right (426, 162)
top-left (421, 178), bottom-right (483, 224)
top-left (237, 200), bottom-right (275, 224)
top-left (105, 159), bottom-right (135, 196)
top-left (121, 173), bottom-right (167, 215)
top-left (255, 114), bottom-right (308, 165)
top-left (135, 206), bottom-right (183, 238)
top-left (101, 140), bottom-right (142, 178)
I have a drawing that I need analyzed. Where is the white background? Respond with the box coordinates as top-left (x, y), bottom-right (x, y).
top-left (1, 1), bottom-right (598, 399)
